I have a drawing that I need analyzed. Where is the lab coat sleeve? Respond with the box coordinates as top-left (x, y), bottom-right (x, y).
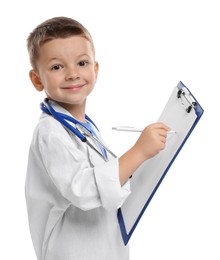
top-left (36, 119), bottom-right (130, 211)
top-left (94, 159), bottom-right (131, 210)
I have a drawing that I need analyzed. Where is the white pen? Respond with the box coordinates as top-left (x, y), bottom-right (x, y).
top-left (112, 126), bottom-right (176, 134)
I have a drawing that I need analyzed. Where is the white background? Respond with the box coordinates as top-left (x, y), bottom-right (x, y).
top-left (1, 0), bottom-right (219, 259)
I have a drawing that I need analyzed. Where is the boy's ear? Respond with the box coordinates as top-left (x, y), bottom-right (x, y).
top-left (29, 70), bottom-right (44, 91)
top-left (94, 61), bottom-right (99, 82)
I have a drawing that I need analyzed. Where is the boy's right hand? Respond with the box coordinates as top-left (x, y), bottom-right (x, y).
top-left (133, 122), bottom-right (170, 161)
top-left (119, 122), bottom-right (170, 185)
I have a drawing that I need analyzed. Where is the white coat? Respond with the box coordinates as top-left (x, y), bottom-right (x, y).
top-left (25, 101), bottom-right (131, 260)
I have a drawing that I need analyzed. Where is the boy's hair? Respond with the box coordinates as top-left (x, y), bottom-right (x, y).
top-left (27, 16), bottom-right (95, 70)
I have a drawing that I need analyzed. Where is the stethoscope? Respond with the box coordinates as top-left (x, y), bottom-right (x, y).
top-left (40, 98), bottom-right (117, 161)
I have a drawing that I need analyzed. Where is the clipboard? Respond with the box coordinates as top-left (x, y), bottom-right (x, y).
top-left (118, 81), bottom-right (204, 245)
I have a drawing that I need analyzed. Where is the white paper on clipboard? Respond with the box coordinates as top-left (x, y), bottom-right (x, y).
top-left (117, 81), bottom-right (204, 245)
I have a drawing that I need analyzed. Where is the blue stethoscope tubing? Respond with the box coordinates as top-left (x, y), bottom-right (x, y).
top-left (40, 98), bottom-right (117, 161)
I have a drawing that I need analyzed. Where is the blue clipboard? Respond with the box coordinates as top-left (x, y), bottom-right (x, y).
top-left (118, 81), bottom-right (204, 245)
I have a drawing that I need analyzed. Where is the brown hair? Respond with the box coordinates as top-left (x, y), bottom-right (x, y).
top-left (27, 16), bottom-right (95, 70)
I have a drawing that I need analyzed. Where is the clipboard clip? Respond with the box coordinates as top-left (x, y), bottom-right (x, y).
top-left (177, 87), bottom-right (197, 113)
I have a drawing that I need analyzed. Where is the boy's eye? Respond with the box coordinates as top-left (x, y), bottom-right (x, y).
top-left (51, 65), bottom-right (63, 70)
top-left (78, 60), bottom-right (88, 66)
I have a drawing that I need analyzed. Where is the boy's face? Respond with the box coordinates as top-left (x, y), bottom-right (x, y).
top-left (29, 36), bottom-right (98, 117)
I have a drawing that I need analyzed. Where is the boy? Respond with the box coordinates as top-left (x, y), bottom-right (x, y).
top-left (25, 16), bottom-right (170, 260)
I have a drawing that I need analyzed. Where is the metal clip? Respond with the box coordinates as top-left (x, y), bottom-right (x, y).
top-left (177, 88), bottom-right (197, 113)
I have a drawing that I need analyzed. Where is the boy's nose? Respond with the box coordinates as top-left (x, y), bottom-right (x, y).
top-left (65, 67), bottom-right (79, 80)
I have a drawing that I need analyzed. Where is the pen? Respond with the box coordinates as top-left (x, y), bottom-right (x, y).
top-left (112, 126), bottom-right (176, 134)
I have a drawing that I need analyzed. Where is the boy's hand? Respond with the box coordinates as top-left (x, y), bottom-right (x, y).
top-left (119, 122), bottom-right (170, 185)
top-left (134, 122), bottom-right (170, 161)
